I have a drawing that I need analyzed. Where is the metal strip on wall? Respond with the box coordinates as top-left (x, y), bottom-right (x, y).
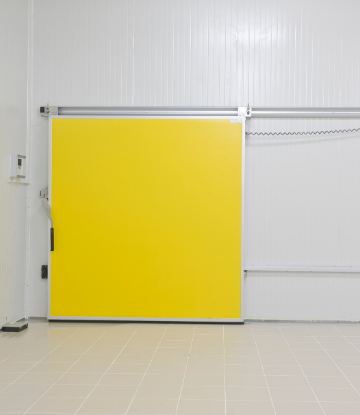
top-left (41, 106), bottom-right (360, 118)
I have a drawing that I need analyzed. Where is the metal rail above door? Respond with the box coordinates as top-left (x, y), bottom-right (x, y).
top-left (40, 106), bottom-right (360, 118)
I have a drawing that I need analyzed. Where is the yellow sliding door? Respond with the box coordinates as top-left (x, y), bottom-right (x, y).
top-left (50, 118), bottom-right (242, 320)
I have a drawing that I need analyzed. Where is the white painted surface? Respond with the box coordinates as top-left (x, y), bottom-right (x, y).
top-left (28, 0), bottom-right (360, 320)
top-left (0, 0), bottom-right (29, 327)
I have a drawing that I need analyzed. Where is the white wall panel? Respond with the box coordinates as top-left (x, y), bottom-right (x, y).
top-left (0, 0), bottom-right (28, 327)
top-left (29, 0), bottom-right (360, 319)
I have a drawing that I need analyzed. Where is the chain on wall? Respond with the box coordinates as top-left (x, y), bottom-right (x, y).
top-left (245, 127), bottom-right (360, 136)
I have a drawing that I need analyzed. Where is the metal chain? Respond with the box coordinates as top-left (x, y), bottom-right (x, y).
top-left (245, 127), bottom-right (360, 136)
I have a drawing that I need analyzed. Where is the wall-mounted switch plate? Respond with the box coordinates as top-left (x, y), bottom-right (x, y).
top-left (9, 155), bottom-right (29, 184)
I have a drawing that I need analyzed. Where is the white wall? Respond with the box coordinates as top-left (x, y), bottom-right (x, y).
top-left (0, 0), bottom-right (29, 326)
top-left (29, 0), bottom-right (360, 320)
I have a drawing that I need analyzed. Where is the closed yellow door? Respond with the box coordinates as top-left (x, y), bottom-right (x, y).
top-left (50, 118), bottom-right (242, 320)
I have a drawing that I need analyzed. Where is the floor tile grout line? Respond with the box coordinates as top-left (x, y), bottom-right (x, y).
top-left (22, 324), bottom-right (120, 415)
top-left (307, 325), bottom-right (360, 398)
top-left (251, 326), bottom-right (277, 415)
top-left (175, 325), bottom-right (196, 415)
top-left (0, 327), bottom-right (83, 398)
top-left (333, 326), bottom-right (360, 354)
top-left (73, 325), bottom-right (140, 415)
top-left (123, 325), bottom-right (169, 415)
top-left (278, 326), bottom-right (327, 415)
top-left (0, 325), bottom-right (58, 364)
top-left (222, 325), bottom-right (227, 415)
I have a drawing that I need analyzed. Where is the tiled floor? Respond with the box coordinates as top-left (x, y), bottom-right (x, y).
top-left (1, 321), bottom-right (360, 414)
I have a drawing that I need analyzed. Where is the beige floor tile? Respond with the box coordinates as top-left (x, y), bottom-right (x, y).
top-left (5, 354), bottom-right (45, 363)
top-left (15, 372), bottom-right (63, 384)
top-left (327, 350), bottom-right (360, 358)
top-left (89, 384), bottom-right (138, 399)
top-left (0, 384), bottom-right (10, 393)
top-left (141, 373), bottom-right (183, 387)
top-left (184, 374), bottom-right (224, 387)
top-left (115, 354), bottom-right (153, 364)
top-left (99, 374), bottom-right (143, 386)
top-left (301, 365), bottom-right (344, 376)
top-left (224, 335), bottom-right (256, 342)
top-left (41, 353), bottom-right (82, 363)
top-left (161, 334), bottom-right (194, 342)
top-left (333, 357), bottom-right (360, 366)
top-left (273, 401), bottom-right (324, 415)
top-left (296, 357), bottom-right (336, 366)
top-left (58, 372), bottom-right (103, 385)
top-left (283, 336), bottom-right (315, 343)
top-left (260, 356), bottom-right (298, 365)
top-left (0, 362), bottom-right (34, 373)
top-left (0, 396), bottom-right (39, 412)
top-left (190, 348), bottom-right (224, 356)
top-left (307, 376), bottom-right (353, 389)
top-left (77, 397), bottom-right (131, 414)
top-left (30, 396), bottom-right (84, 413)
top-left (188, 355), bottom-right (224, 365)
top-left (316, 337), bottom-right (349, 343)
top-left (77, 354), bottom-right (116, 364)
top-left (10, 322), bottom-right (360, 415)
top-left (0, 373), bottom-right (22, 383)
top-left (319, 402), bottom-right (360, 415)
top-left (266, 375), bottom-right (309, 388)
top-left (68, 362), bottom-right (111, 373)
top-left (126, 340), bottom-right (161, 348)
top-left (321, 343), bottom-right (357, 351)
top-left (160, 340), bottom-right (193, 348)
top-left (29, 362), bottom-right (73, 373)
top-left (178, 399), bottom-right (225, 415)
top-left (226, 348), bottom-right (260, 356)
top-left (166, 324), bottom-right (195, 332)
top-left (181, 386), bottom-right (225, 400)
top-left (107, 363), bottom-right (149, 374)
top-left (131, 333), bottom-right (164, 341)
top-left (313, 387), bottom-right (360, 402)
top-left (186, 364), bottom-right (224, 375)
top-left (225, 365), bottom-right (264, 375)
top-left (225, 375), bottom-right (267, 387)
top-left (0, 383), bottom-right (50, 397)
top-left (226, 386), bottom-right (271, 401)
top-left (128, 398), bottom-right (178, 414)
top-left (86, 346), bottom-right (124, 355)
top-left (152, 355), bottom-right (189, 365)
top-left (263, 365), bottom-right (303, 376)
top-left (224, 355), bottom-right (261, 365)
top-left (194, 327), bottom-right (223, 335)
top-left (226, 400), bottom-right (275, 415)
top-left (147, 363), bottom-right (187, 375)
top-left (292, 350), bottom-right (330, 358)
top-left (289, 343), bottom-right (323, 350)
top-left (348, 377), bottom-right (360, 387)
top-left (43, 384), bottom-right (94, 398)
top-left (224, 348), bottom-right (259, 357)
top-left (53, 346), bottom-right (90, 354)
top-left (191, 341), bottom-right (224, 349)
top-left (122, 347), bottom-right (158, 355)
top-left (340, 366), bottom-right (360, 376)
top-left (270, 387), bottom-right (317, 401)
top-left (155, 348), bottom-right (190, 356)
top-left (136, 384), bottom-right (182, 399)
top-left (97, 337), bottom-right (136, 345)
